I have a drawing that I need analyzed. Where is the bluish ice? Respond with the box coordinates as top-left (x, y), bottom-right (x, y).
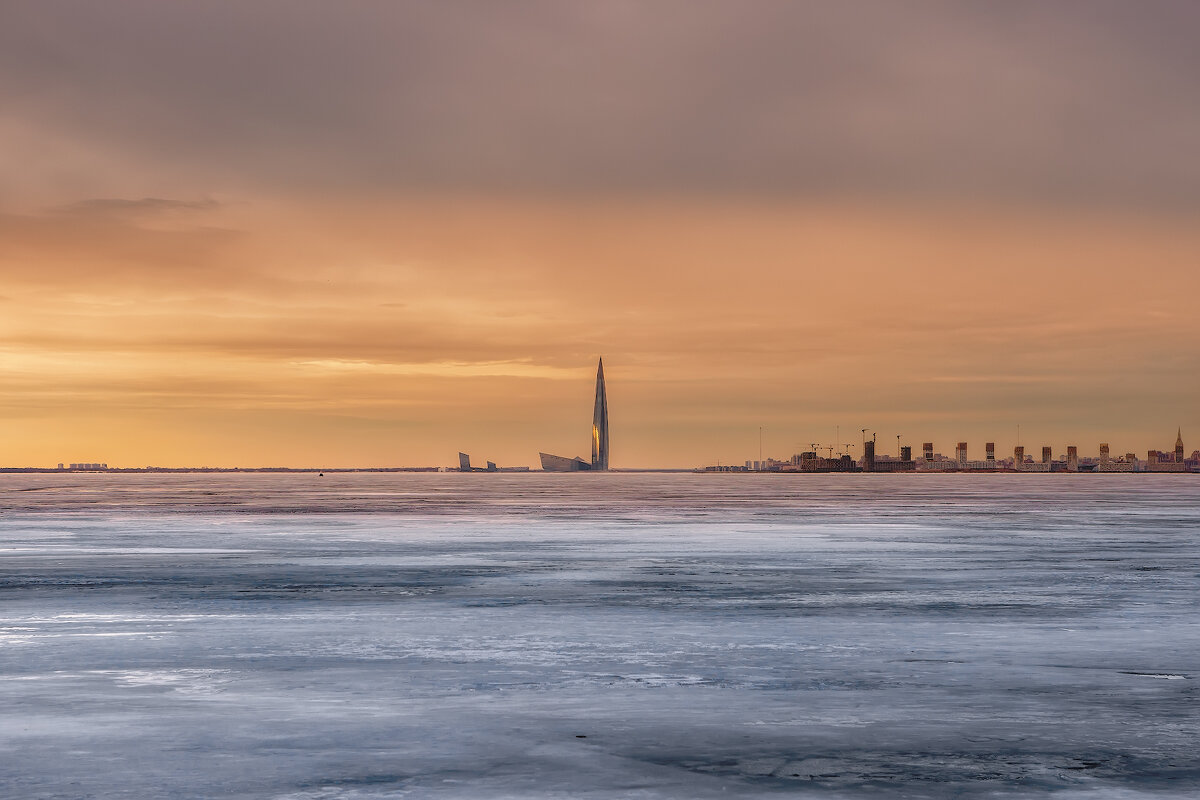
top-left (1, 473), bottom-right (1198, 798)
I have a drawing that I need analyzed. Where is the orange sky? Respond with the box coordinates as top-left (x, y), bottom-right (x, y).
top-left (3, 196), bottom-right (1197, 467)
top-left (2, 3), bottom-right (1198, 467)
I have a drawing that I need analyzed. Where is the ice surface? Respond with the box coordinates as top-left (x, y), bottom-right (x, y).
top-left (1, 473), bottom-right (1198, 798)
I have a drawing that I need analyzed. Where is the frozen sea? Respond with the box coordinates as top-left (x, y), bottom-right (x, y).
top-left (1, 473), bottom-right (1198, 799)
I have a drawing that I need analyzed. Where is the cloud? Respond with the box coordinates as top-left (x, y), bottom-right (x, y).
top-left (2, 1), bottom-right (1199, 208)
top-left (53, 197), bottom-right (221, 218)
top-left (292, 359), bottom-right (584, 381)
top-left (0, 205), bottom-right (243, 284)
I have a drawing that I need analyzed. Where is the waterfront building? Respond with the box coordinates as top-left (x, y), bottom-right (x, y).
top-left (788, 452), bottom-right (857, 472)
top-left (592, 358), bottom-right (609, 470)
top-left (1014, 446), bottom-right (1051, 471)
top-left (872, 459), bottom-right (915, 472)
top-left (1144, 430), bottom-right (1187, 472)
top-left (540, 453), bottom-right (593, 471)
top-left (1144, 456), bottom-right (1185, 473)
top-left (457, 453), bottom-right (505, 472)
top-left (541, 358), bottom-right (610, 472)
top-left (862, 439), bottom-right (876, 472)
top-left (1097, 447), bottom-right (1134, 471)
top-left (916, 443), bottom-right (972, 471)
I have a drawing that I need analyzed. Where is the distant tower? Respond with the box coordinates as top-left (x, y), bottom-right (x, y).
top-left (956, 442), bottom-right (967, 465)
top-left (1100, 443), bottom-right (1111, 464)
top-left (1042, 446), bottom-right (1052, 464)
top-left (1014, 445), bottom-right (1025, 469)
top-left (1067, 446), bottom-right (1078, 471)
top-left (591, 358), bottom-right (609, 470)
top-left (923, 442), bottom-right (934, 462)
top-left (1175, 429), bottom-right (1185, 463)
top-left (985, 442), bottom-right (996, 462)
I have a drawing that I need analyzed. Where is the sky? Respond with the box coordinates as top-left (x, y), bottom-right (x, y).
top-left (2, 1), bottom-right (1199, 468)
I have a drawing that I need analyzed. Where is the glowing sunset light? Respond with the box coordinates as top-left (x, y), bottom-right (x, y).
top-left (2, 2), bottom-right (1197, 467)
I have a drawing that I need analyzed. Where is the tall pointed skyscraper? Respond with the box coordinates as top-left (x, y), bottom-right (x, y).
top-left (538, 357), bottom-right (611, 472)
top-left (591, 358), bottom-right (610, 470)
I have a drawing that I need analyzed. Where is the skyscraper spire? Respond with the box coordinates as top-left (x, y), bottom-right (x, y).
top-left (539, 357), bottom-right (612, 472)
top-left (591, 357), bottom-right (609, 470)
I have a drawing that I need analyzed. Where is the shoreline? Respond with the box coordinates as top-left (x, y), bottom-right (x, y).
top-left (0, 467), bottom-right (1194, 475)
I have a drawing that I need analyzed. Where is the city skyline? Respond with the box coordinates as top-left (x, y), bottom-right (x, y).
top-left (2, 2), bottom-right (1199, 468)
top-left (14, 425), bottom-right (1197, 472)
top-left (726, 427), bottom-right (1197, 473)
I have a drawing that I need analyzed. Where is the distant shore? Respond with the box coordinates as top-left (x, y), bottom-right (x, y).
top-left (0, 467), bottom-right (1193, 475)
top-left (0, 467), bottom-right (695, 474)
